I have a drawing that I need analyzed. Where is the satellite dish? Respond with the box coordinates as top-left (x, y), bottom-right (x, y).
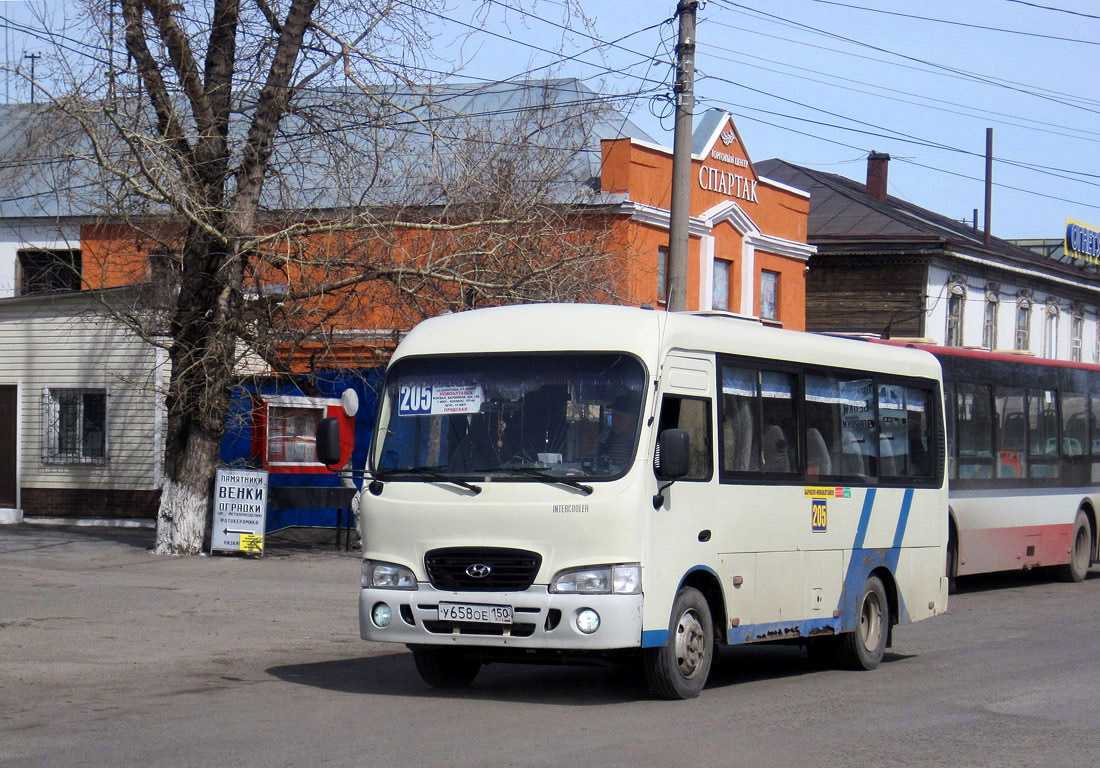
top-left (341, 388), bottom-right (359, 417)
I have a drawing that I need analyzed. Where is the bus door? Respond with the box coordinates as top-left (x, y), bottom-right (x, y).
top-left (648, 354), bottom-right (718, 619)
top-left (715, 363), bottom-right (807, 636)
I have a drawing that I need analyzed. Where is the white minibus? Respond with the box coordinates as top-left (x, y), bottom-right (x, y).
top-left (318, 304), bottom-right (949, 698)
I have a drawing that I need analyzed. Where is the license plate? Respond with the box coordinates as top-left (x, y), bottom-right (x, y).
top-left (438, 602), bottom-right (513, 624)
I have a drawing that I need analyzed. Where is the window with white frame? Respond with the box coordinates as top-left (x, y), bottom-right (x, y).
top-left (982, 285), bottom-right (999, 350)
top-left (760, 270), bottom-right (779, 321)
top-left (267, 404), bottom-right (326, 465)
top-left (1096, 312), bottom-right (1100, 363)
top-left (1015, 297), bottom-right (1031, 351)
top-left (43, 387), bottom-right (107, 464)
top-left (1042, 301), bottom-right (1059, 359)
top-left (712, 259), bottom-right (730, 311)
top-left (946, 281), bottom-right (966, 347)
top-left (657, 246), bottom-right (668, 305)
top-left (1071, 310), bottom-right (1084, 363)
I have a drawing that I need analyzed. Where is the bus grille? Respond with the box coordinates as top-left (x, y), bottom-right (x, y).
top-left (425, 547), bottom-right (542, 592)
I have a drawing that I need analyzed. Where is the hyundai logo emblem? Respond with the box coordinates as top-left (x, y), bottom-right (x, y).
top-left (466, 563), bottom-right (492, 579)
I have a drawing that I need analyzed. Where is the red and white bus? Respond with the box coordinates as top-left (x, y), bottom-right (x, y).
top-left (880, 342), bottom-right (1099, 584)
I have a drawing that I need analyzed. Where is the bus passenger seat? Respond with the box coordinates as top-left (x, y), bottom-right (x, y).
top-left (762, 425), bottom-right (790, 472)
top-left (806, 428), bottom-right (831, 477)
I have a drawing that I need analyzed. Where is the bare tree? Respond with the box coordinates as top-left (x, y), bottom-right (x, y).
top-left (13, 1), bottom-right (629, 553)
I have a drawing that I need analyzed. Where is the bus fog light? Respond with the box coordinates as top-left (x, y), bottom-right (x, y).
top-left (372, 602), bottom-right (393, 628)
top-left (575, 608), bottom-right (600, 634)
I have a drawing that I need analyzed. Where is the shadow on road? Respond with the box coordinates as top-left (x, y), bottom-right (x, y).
top-left (954, 567), bottom-right (1099, 594)
top-left (267, 640), bottom-right (911, 702)
top-left (0, 523), bottom-right (155, 555)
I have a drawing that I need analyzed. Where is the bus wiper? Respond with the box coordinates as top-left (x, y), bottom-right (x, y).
top-left (494, 464), bottom-right (594, 495)
top-left (379, 468), bottom-right (482, 494)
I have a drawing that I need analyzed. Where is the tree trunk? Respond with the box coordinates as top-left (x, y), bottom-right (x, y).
top-left (154, 234), bottom-right (243, 555)
top-left (154, 428), bottom-right (222, 554)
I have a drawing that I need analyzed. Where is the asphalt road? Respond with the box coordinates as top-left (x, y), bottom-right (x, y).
top-left (3, 524), bottom-right (1100, 767)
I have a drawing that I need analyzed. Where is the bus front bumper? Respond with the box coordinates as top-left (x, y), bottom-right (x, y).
top-left (359, 585), bottom-right (644, 650)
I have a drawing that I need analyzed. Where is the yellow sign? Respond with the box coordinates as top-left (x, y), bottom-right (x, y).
top-left (239, 534), bottom-right (264, 553)
top-left (804, 487), bottom-right (851, 498)
top-left (812, 499), bottom-right (827, 533)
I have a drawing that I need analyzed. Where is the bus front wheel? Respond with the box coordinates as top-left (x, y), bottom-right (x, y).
top-left (643, 586), bottom-right (714, 699)
top-left (410, 646), bottom-right (482, 689)
top-left (1059, 510), bottom-right (1092, 583)
top-left (836, 575), bottom-right (889, 671)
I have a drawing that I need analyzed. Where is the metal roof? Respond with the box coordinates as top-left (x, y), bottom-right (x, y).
top-left (0, 79), bottom-right (657, 220)
top-left (754, 157), bottom-right (1099, 288)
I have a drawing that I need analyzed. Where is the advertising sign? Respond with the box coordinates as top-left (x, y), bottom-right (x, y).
top-left (211, 468), bottom-right (269, 556)
top-left (1066, 218), bottom-right (1100, 266)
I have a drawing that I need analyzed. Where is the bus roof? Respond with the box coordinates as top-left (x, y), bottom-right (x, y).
top-left (873, 339), bottom-right (1100, 374)
top-left (394, 304), bottom-right (942, 380)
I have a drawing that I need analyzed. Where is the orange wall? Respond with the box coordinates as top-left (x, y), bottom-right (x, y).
top-left (76, 114), bottom-right (811, 357)
top-left (599, 115), bottom-right (810, 329)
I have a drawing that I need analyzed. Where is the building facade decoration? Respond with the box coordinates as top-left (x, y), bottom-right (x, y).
top-left (756, 155), bottom-right (1100, 363)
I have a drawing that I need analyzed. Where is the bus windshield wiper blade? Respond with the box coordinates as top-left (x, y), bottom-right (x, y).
top-left (494, 465), bottom-right (593, 495)
top-left (380, 468), bottom-right (482, 494)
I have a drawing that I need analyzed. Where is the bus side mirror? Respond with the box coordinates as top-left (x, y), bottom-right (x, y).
top-left (656, 428), bottom-right (691, 479)
top-left (316, 417), bottom-right (343, 467)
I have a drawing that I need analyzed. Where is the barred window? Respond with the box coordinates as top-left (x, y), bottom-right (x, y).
top-left (18, 249), bottom-right (81, 296)
top-left (44, 388), bottom-right (107, 464)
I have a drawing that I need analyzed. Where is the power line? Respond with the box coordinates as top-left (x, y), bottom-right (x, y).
top-left (812, 0), bottom-right (1100, 46)
top-left (1001, 0), bottom-right (1100, 20)
top-left (711, 0), bottom-right (1100, 116)
top-left (697, 41), bottom-right (1100, 145)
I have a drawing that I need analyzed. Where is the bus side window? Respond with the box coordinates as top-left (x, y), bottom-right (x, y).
top-left (995, 387), bottom-right (1027, 479)
top-left (1063, 394), bottom-right (1087, 457)
top-left (955, 382), bottom-right (993, 480)
top-left (806, 374), bottom-right (875, 481)
top-left (656, 396), bottom-right (712, 481)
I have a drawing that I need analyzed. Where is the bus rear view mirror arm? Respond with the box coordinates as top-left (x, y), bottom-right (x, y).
top-left (653, 429), bottom-right (690, 509)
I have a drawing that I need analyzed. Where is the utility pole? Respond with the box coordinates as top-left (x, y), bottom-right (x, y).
top-left (23, 51), bottom-right (41, 104)
top-left (984, 127), bottom-right (993, 247)
top-left (667, 0), bottom-right (698, 312)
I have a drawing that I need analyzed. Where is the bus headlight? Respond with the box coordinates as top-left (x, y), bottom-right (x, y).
top-left (362, 560), bottom-right (417, 590)
top-left (549, 564), bottom-right (641, 594)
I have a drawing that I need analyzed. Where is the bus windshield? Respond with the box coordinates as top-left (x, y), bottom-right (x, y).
top-left (373, 353), bottom-right (647, 480)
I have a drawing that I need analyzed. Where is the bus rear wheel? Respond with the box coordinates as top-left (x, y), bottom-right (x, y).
top-left (643, 587), bottom-right (713, 699)
top-left (410, 646), bottom-right (482, 689)
top-left (835, 575), bottom-right (889, 671)
top-left (1059, 510), bottom-right (1092, 583)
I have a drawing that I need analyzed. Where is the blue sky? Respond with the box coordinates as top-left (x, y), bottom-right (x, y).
top-left (2, 0), bottom-right (1096, 239)
top-left (446, 0), bottom-right (1099, 240)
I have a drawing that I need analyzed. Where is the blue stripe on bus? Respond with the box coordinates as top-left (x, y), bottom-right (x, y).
top-left (836, 487), bottom-right (914, 630)
top-left (852, 487), bottom-right (876, 550)
top-left (653, 490), bottom-right (919, 649)
top-left (892, 488), bottom-right (914, 549)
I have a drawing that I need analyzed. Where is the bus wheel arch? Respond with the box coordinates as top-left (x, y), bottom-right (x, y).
top-left (1080, 500), bottom-right (1097, 564)
top-left (946, 509), bottom-right (959, 593)
top-left (680, 569), bottom-right (727, 647)
top-left (871, 566), bottom-right (899, 634)
top-left (836, 570), bottom-right (891, 670)
top-left (643, 571), bottom-right (724, 700)
top-left (1059, 506), bottom-right (1093, 583)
